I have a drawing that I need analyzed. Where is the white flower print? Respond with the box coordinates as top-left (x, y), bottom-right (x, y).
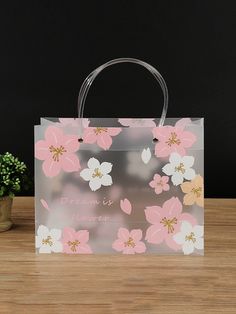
top-left (36, 225), bottom-right (63, 253)
top-left (173, 221), bottom-right (204, 255)
top-left (80, 157), bottom-right (113, 191)
top-left (162, 152), bottom-right (195, 186)
top-left (141, 147), bottom-right (152, 164)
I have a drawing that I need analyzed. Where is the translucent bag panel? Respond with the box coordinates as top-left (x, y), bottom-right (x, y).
top-left (35, 117), bottom-right (204, 255)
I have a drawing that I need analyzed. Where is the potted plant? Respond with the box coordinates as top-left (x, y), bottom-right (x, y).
top-left (0, 152), bottom-right (30, 232)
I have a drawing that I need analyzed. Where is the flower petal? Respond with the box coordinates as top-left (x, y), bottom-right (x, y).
top-left (42, 158), bottom-right (61, 177)
top-left (40, 199), bottom-right (50, 211)
top-left (145, 224), bottom-right (165, 244)
top-left (184, 168), bottom-right (196, 180)
top-left (169, 153), bottom-right (182, 166)
top-left (154, 185), bottom-right (163, 194)
top-left (97, 134), bottom-right (112, 150)
top-left (100, 162), bottom-right (113, 174)
top-left (180, 131), bottom-right (196, 148)
top-left (123, 247), bottom-right (135, 254)
top-left (181, 181), bottom-right (193, 193)
top-left (141, 148), bottom-right (151, 164)
top-left (45, 126), bottom-right (63, 146)
top-left (182, 242), bottom-right (195, 255)
top-left (89, 178), bottom-right (102, 191)
top-left (35, 236), bottom-right (43, 248)
top-left (196, 196), bottom-right (204, 207)
top-left (76, 230), bottom-right (89, 244)
top-left (120, 199), bottom-right (132, 215)
top-left (134, 241), bottom-right (146, 253)
top-left (51, 241), bottom-right (63, 253)
top-left (155, 142), bottom-right (171, 157)
top-left (180, 213), bottom-right (197, 226)
top-left (194, 237), bottom-right (204, 250)
top-left (180, 221), bottom-right (193, 234)
top-left (152, 126), bottom-right (169, 141)
top-left (118, 227), bottom-right (129, 241)
top-left (162, 184), bottom-right (170, 191)
top-left (182, 156), bottom-right (194, 168)
top-left (174, 146), bottom-right (186, 157)
top-left (193, 175), bottom-right (204, 187)
top-left (107, 128), bottom-right (122, 136)
top-left (50, 229), bottom-right (62, 241)
top-left (62, 227), bottom-right (76, 242)
top-left (77, 244), bottom-right (93, 254)
top-left (63, 135), bottom-right (80, 153)
top-left (112, 239), bottom-right (125, 252)
top-left (37, 225), bottom-right (49, 237)
top-left (145, 206), bottom-right (164, 224)
top-left (80, 168), bottom-right (93, 181)
top-left (162, 163), bottom-right (175, 176)
top-left (82, 128), bottom-right (97, 144)
top-left (173, 232), bottom-right (185, 245)
top-left (35, 140), bottom-right (50, 160)
top-left (101, 174), bottom-right (112, 186)
top-left (183, 193), bottom-right (195, 206)
top-left (171, 172), bottom-right (184, 186)
top-left (149, 180), bottom-right (156, 188)
top-left (130, 229), bottom-right (142, 242)
top-left (161, 176), bottom-right (169, 183)
top-left (163, 197), bottom-right (182, 217)
top-left (193, 225), bottom-right (204, 237)
top-left (165, 235), bottom-right (182, 251)
top-left (118, 118), bottom-right (133, 127)
top-left (61, 153), bottom-right (81, 172)
top-left (88, 157), bottom-right (100, 170)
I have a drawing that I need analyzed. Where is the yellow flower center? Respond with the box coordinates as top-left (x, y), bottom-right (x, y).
top-left (175, 162), bottom-right (185, 174)
top-left (94, 127), bottom-right (108, 135)
top-left (160, 217), bottom-right (178, 233)
top-left (67, 240), bottom-right (80, 252)
top-left (192, 187), bottom-right (202, 197)
top-left (124, 237), bottom-right (136, 248)
top-left (166, 132), bottom-right (181, 146)
top-left (185, 232), bottom-right (196, 243)
top-left (49, 145), bottom-right (67, 162)
top-left (92, 168), bottom-right (103, 178)
top-left (42, 236), bottom-right (53, 246)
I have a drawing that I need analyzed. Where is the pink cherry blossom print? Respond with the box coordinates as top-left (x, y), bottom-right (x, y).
top-left (112, 228), bottom-right (146, 254)
top-left (62, 227), bottom-right (92, 254)
top-left (149, 174), bottom-right (170, 195)
top-left (152, 126), bottom-right (196, 158)
top-left (145, 197), bottom-right (197, 250)
top-left (120, 198), bottom-right (132, 215)
top-left (118, 118), bottom-right (156, 127)
top-left (82, 127), bottom-right (122, 150)
top-left (35, 126), bottom-right (81, 177)
top-left (40, 199), bottom-right (51, 211)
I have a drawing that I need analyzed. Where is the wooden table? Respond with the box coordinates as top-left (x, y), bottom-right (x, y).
top-left (0, 197), bottom-right (236, 314)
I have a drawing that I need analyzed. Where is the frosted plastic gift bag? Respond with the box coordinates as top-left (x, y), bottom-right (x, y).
top-left (35, 58), bottom-right (204, 255)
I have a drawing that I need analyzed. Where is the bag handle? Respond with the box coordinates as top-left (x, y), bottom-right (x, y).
top-left (77, 57), bottom-right (168, 127)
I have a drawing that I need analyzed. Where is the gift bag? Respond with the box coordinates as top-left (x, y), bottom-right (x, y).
top-left (35, 58), bottom-right (204, 255)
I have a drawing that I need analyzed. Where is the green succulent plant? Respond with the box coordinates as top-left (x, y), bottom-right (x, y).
top-left (0, 152), bottom-right (30, 198)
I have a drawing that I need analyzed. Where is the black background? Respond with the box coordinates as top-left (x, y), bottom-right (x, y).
top-left (0, 1), bottom-right (235, 197)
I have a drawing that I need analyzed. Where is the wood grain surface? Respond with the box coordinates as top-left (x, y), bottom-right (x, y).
top-left (0, 197), bottom-right (236, 314)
